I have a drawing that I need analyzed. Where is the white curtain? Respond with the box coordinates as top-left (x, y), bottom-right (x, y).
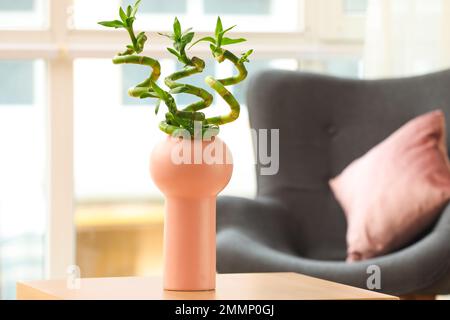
top-left (364, 0), bottom-right (450, 78)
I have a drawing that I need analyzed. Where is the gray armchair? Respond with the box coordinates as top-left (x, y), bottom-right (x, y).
top-left (216, 69), bottom-right (450, 297)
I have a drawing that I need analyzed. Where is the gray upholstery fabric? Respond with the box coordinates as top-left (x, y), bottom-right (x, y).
top-left (216, 69), bottom-right (450, 296)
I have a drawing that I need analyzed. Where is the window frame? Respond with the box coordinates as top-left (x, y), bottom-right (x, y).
top-left (316, 0), bottom-right (367, 41)
top-left (74, 0), bottom-right (301, 32)
top-left (0, 0), bottom-right (364, 279)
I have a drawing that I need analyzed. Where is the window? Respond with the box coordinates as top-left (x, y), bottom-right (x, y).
top-left (0, 1), bottom-right (34, 11)
top-left (204, 0), bottom-right (271, 15)
top-left (122, 59), bottom-right (216, 107)
top-left (301, 58), bottom-right (363, 79)
top-left (233, 59), bottom-right (298, 103)
top-left (74, 58), bottom-right (163, 200)
top-left (73, 0), bottom-right (300, 32)
top-left (0, 0), bottom-right (47, 29)
top-left (343, 0), bottom-right (368, 14)
top-left (0, 0), bottom-right (366, 295)
top-left (123, 0), bottom-right (187, 13)
top-left (0, 60), bottom-right (47, 299)
top-left (76, 57), bottom-right (297, 203)
top-left (317, 0), bottom-right (367, 40)
top-left (0, 61), bottom-right (34, 105)
top-left (174, 60), bottom-right (216, 107)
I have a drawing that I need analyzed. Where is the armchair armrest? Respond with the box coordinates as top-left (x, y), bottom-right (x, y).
top-left (217, 196), bottom-right (292, 248)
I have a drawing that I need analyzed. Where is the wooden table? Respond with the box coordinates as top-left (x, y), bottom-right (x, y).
top-left (17, 272), bottom-right (398, 300)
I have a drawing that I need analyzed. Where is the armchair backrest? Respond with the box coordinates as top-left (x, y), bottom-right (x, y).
top-left (246, 69), bottom-right (450, 260)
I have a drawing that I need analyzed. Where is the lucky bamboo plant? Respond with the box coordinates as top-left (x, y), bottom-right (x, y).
top-left (99, 0), bottom-right (253, 137)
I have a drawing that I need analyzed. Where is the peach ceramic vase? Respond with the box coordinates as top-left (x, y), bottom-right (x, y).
top-left (150, 135), bottom-right (233, 291)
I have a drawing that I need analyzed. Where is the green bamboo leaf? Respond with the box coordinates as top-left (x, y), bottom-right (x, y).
top-left (182, 27), bottom-right (193, 35)
top-left (221, 25), bottom-right (236, 35)
top-left (126, 17), bottom-right (135, 27)
top-left (151, 81), bottom-right (168, 100)
top-left (167, 48), bottom-right (181, 59)
top-left (174, 41), bottom-right (181, 52)
top-left (188, 36), bottom-right (215, 49)
top-left (98, 20), bottom-right (125, 28)
top-left (155, 99), bottom-right (161, 115)
top-left (136, 32), bottom-right (147, 50)
top-left (218, 25), bottom-right (236, 47)
top-left (119, 7), bottom-right (127, 23)
top-left (131, 0), bottom-right (141, 17)
top-left (220, 37), bottom-right (246, 46)
top-left (158, 32), bottom-right (173, 39)
top-left (239, 49), bottom-right (254, 63)
top-left (181, 32), bottom-right (195, 45)
top-left (215, 17), bottom-right (223, 37)
top-left (173, 17), bottom-right (182, 38)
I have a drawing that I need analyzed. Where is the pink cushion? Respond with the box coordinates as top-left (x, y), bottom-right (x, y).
top-left (329, 110), bottom-right (450, 262)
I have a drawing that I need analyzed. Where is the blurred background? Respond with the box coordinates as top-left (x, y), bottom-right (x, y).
top-left (1, 0), bottom-right (450, 299)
